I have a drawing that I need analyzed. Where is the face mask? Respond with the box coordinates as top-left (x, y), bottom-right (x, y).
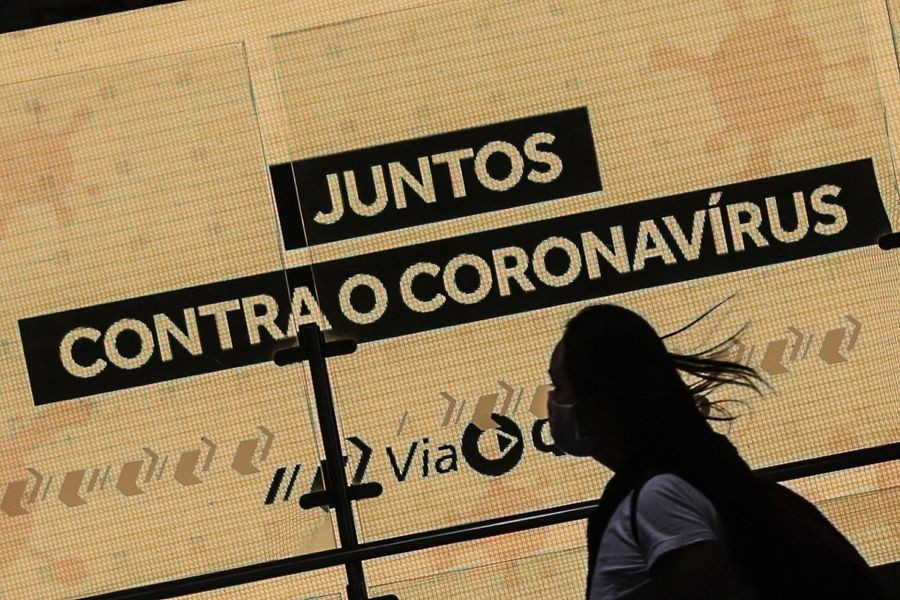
top-left (548, 395), bottom-right (599, 457)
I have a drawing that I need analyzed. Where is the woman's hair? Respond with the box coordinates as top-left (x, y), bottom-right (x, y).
top-left (560, 299), bottom-right (768, 432)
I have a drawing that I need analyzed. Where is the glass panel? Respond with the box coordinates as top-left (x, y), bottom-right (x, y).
top-left (816, 485), bottom-right (900, 568)
top-left (271, 0), bottom-right (900, 548)
top-left (367, 524), bottom-right (587, 599)
top-left (184, 568), bottom-right (346, 599)
top-left (784, 461), bottom-right (900, 565)
top-left (0, 45), bottom-right (335, 599)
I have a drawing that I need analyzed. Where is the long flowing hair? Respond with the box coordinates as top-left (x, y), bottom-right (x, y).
top-left (662, 295), bottom-right (771, 421)
top-left (561, 297), bottom-right (768, 435)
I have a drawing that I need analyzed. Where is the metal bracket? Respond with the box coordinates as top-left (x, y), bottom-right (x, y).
top-left (878, 232), bottom-right (899, 250)
top-left (299, 482), bottom-right (383, 510)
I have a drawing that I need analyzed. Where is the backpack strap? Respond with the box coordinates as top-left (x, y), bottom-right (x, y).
top-left (629, 470), bottom-right (664, 548)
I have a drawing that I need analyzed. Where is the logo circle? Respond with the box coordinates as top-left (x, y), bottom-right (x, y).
top-left (461, 414), bottom-right (524, 477)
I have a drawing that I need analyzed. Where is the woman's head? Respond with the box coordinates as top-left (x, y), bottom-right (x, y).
top-left (547, 302), bottom-right (765, 469)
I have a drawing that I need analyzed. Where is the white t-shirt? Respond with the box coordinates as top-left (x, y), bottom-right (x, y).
top-left (589, 474), bottom-right (757, 600)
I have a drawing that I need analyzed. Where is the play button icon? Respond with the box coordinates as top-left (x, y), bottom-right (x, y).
top-left (497, 429), bottom-right (516, 456)
top-left (461, 414), bottom-right (524, 477)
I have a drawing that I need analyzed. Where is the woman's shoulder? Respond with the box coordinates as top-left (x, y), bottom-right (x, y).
top-left (632, 473), bottom-right (715, 513)
top-left (641, 472), bottom-right (699, 492)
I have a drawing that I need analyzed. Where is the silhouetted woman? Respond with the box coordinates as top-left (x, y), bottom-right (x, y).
top-left (546, 303), bottom-right (876, 600)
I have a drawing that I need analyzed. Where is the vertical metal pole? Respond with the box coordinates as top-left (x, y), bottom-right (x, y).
top-left (299, 324), bottom-right (369, 600)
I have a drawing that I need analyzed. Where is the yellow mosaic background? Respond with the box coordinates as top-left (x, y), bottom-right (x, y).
top-left (0, 0), bottom-right (898, 598)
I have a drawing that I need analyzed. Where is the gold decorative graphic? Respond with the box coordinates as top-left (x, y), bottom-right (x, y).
top-left (0, 402), bottom-right (92, 584)
top-left (471, 393), bottom-right (501, 430)
top-left (651, 0), bottom-right (865, 177)
top-left (2, 425), bottom-right (272, 512)
top-left (232, 426), bottom-right (274, 475)
top-left (439, 381), bottom-right (543, 429)
top-left (728, 314), bottom-right (863, 375)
